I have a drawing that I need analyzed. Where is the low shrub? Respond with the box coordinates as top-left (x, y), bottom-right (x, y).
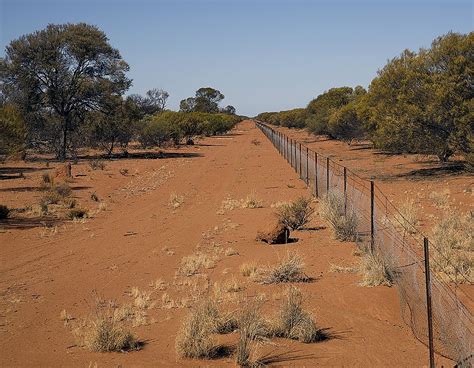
top-left (236, 302), bottom-right (268, 367)
top-left (175, 300), bottom-right (218, 359)
top-left (319, 193), bottom-right (358, 241)
top-left (276, 197), bottom-right (314, 230)
top-left (262, 252), bottom-right (308, 284)
top-left (273, 286), bottom-right (326, 343)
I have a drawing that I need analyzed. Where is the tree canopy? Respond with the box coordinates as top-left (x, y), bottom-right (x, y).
top-left (0, 23), bottom-right (131, 159)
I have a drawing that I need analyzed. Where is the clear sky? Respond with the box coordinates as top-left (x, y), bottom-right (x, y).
top-left (0, 0), bottom-right (472, 116)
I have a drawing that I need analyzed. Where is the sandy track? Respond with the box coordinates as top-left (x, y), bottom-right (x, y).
top-left (0, 121), bottom-right (452, 367)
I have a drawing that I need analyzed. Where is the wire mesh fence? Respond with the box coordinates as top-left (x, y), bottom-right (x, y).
top-left (256, 121), bottom-right (473, 367)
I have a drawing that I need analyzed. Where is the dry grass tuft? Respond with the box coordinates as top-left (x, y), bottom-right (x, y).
top-left (395, 199), bottom-right (419, 234)
top-left (272, 286), bottom-right (326, 343)
top-left (240, 262), bottom-right (258, 278)
top-left (359, 251), bottom-right (393, 287)
top-left (179, 252), bottom-right (217, 276)
top-left (236, 302), bottom-right (269, 367)
top-left (329, 264), bottom-right (357, 273)
top-left (224, 247), bottom-right (239, 256)
top-left (431, 211), bottom-right (473, 283)
top-left (175, 299), bottom-right (219, 359)
top-left (73, 300), bottom-right (140, 352)
top-left (275, 197), bottom-right (314, 230)
top-left (262, 252), bottom-right (308, 284)
top-left (319, 193), bottom-right (358, 241)
top-left (169, 193), bottom-right (184, 209)
top-left (241, 192), bottom-right (264, 209)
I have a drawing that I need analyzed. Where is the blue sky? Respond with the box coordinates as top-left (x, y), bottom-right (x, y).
top-left (0, 0), bottom-right (472, 116)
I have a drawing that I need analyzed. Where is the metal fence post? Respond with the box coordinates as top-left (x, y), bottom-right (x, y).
top-left (424, 238), bottom-right (435, 368)
top-left (306, 147), bottom-right (309, 185)
top-left (370, 180), bottom-right (375, 253)
top-left (314, 152), bottom-right (319, 198)
top-left (293, 140), bottom-right (298, 172)
top-left (326, 157), bottom-right (330, 194)
top-left (299, 144), bottom-right (302, 178)
top-left (343, 167), bottom-right (347, 215)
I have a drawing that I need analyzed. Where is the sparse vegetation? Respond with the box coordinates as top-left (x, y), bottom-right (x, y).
top-left (275, 197), bottom-right (314, 230)
top-left (262, 252), bottom-right (308, 284)
top-left (319, 192), bottom-right (358, 241)
top-left (179, 252), bottom-right (216, 276)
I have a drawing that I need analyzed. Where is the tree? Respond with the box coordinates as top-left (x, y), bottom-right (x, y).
top-left (180, 87), bottom-right (226, 113)
top-left (179, 97), bottom-right (196, 113)
top-left (221, 105), bottom-right (236, 115)
top-left (0, 23), bottom-right (131, 160)
top-left (129, 88), bottom-right (169, 117)
top-left (305, 87), bottom-right (354, 135)
top-left (86, 96), bottom-right (139, 155)
top-left (366, 32), bottom-right (473, 161)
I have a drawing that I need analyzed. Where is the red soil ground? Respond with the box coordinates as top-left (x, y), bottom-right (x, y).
top-left (0, 120), bottom-right (464, 366)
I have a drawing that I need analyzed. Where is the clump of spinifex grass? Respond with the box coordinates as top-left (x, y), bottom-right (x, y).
top-left (262, 252), bottom-right (309, 284)
top-left (72, 299), bottom-right (140, 352)
top-left (272, 286), bottom-right (327, 343)
top-left (319, 192), bottom-right (358, 241)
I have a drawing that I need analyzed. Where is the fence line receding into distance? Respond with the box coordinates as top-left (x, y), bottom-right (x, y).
top-left (255, 121), bottom-right (473, 367)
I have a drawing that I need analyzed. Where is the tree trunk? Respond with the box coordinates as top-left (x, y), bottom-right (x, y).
top-left (60, 117), bottom-right (68, 162)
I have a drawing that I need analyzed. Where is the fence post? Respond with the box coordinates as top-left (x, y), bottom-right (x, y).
top-left (326, 157), bottom-right (330, 194)
top-left (314, 152), bottom-right (319, 198)
top-left (306, 147), bottom-right (309, 185)
top-left (370, 180), bottom-right (375, 253)
top-left (299, 144), bottom-right (302, 177)
top-left (424, 238), bottom-right (435, 368)
top-left (286, 136), bottom-right (289, 162)
top-left (294, 141), bottom-right (297, 173)
top-left (343, 167), bottom-right (347, 215)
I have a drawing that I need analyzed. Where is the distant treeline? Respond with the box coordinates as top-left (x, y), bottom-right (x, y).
top-left (256, 32), bottom-right (473, 165)
top-left (0, 23), bottom-right (242, 160)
